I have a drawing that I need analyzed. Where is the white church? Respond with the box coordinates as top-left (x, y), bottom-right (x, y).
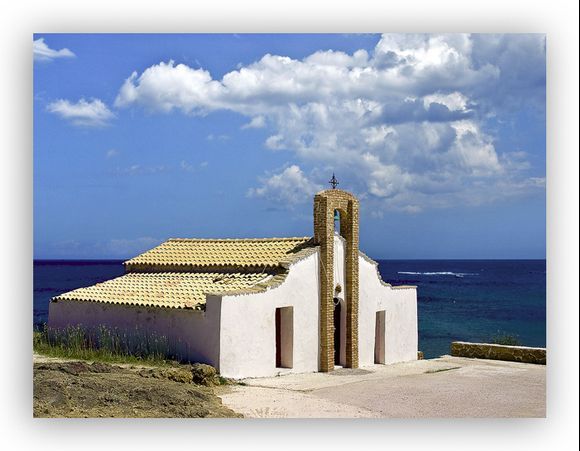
top-left (49, 185), bottom-right (418, 379)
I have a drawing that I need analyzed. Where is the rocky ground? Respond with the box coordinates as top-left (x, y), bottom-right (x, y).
top-left (33, 356), bottom-right (241, 418)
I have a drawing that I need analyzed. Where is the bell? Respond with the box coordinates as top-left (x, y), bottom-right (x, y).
top-left (334, 210), bottom-right (340, 222)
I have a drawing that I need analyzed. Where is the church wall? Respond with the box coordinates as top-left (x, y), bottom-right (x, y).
top-left (358, 256), bottom-right (418, 365)
top-left (47, 298), bottom-right (222, 368)
top-left (332, 235), bottom-right (418, 367)
top-left (217, 252), bottom-right (320, 379)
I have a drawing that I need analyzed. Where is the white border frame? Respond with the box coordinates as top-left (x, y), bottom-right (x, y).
top-left (2, 1), bottom-right (578, 451)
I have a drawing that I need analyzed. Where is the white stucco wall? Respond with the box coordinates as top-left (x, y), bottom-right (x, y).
top-left (217, 235), bottom-right (417, 378)
top-left (358, 254), bottom-right (418, 365)
top-left (217, 252), bottom-right (320, 379)
top-left (333, 235), bottom-right (418, 367)
top-left (47, 298), bottom-right (222, 367)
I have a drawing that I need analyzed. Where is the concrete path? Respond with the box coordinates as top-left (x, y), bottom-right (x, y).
top-left (218, 356), bottom-right (546, 418)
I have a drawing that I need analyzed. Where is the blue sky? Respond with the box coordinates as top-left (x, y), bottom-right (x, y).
top-left (33, 33), bottom-right (546, 259)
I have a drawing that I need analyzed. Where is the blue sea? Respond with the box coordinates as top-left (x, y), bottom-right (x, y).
top-left (33, 259), bottom-right (546, 359)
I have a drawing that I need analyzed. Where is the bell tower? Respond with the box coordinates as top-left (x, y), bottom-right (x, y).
top-left (313, 177), bottom-right (359, 372)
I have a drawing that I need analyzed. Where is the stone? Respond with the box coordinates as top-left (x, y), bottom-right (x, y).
top-left (191, 363), bottom-right (218, 386)
top-left (451, 341), bottom-right (546, 365)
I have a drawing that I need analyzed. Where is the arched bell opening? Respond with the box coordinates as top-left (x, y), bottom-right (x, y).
top-left (333, 208), bottom-right (349, 239)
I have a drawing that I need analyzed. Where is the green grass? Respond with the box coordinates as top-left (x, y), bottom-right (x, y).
top-left (490, 333), bottom-right (522, 346)
top-left (33, 324), bottom-right (182, 367)
top-left (217, 376), bottom-right (232, 385)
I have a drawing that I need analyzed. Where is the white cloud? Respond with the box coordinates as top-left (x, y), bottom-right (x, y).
top-left (106, 148), bottom-right (119, 158)
top-left (247, 165), bottom-right (323, 205)
top-left (34, 38), bottom-right (75, 62)
top-left (114, 62), bottom-right (222, 113)
top-left (115, 34), bottom-right (545, 212)
top-left (265, 134), bottom-right (285, 150)
top-left (241, 115), bottom-right (266, 129)
top-left (206, 133), bottom-right (229, 141)
top-left (112, 164), bottom-right (168, 176)
top-left (500, 151), bottom-right (532, 172)
top-left (180, 160), bottom-right (208, 172)
top-left (47, 98), bottom-right (115, 127)
top-left (449, 120), bottom-right (501, 175)
top-left (180, 160), bottom-right (195, 172)
top-left (423, 92), bottom-right (470, 112)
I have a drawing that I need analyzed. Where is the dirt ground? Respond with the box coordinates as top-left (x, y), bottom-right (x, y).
top-left (33, 354), bottom-right (546, 418)
top-left (33, 356), bottom-right (240, 418)
top-left (218, 356), bottom-right (546, 418)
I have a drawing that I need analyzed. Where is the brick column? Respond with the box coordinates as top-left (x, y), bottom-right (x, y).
top-left (314, 194), bottom-right (334, 372)
top-left (344, 198), bottom-right (359, 368)
top-left (313, 189), bottom-right (359, 371)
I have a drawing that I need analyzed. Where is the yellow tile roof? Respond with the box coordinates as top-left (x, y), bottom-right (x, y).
top-left (53, 272), bottom-right (274, 310)
top-left (124, 237), bottom-right (314, 271)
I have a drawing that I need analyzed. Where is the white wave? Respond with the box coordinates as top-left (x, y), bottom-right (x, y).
top-left (397, 271), bottom-right (479, 277)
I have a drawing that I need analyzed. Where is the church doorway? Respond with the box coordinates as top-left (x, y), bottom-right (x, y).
top-left (275, 307), bottom-right (294, 369)
top-left (375, 310), bottom-right (386, 364)
top-left (333, 298), bottom-right (342, 365)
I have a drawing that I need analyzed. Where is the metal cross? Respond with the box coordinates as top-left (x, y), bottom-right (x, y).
top-left (329, 173), bottom-right (339, 189)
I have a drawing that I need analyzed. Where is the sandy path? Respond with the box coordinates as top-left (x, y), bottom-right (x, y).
top-left (218, 356), bottom-right (546, 418)
top-left (221, 385), bottom-right (380, 418)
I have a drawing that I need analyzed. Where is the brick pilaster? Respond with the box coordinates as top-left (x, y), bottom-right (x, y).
top-left (313, 189), bottom-right (359, 371)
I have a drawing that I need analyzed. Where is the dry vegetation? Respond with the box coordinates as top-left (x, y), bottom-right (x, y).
top-left (33, 326), bottom-right (240, 418)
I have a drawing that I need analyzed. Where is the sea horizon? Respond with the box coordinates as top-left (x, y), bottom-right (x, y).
top-left (33, 257), bottom-right (547, 262)
top-left (33, 258), bottom-right (546, 359)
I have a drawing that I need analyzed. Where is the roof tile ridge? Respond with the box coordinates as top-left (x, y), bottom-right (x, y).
top-left (206, 270), bottom-right (290, 298)
top-left (278, 245), bottom-right (319, 269)
top-left (167, 236), bottom-right (312, 242)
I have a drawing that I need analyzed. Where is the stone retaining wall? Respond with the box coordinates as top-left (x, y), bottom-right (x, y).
top-left (451, 341), bottom-right (546, 365)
